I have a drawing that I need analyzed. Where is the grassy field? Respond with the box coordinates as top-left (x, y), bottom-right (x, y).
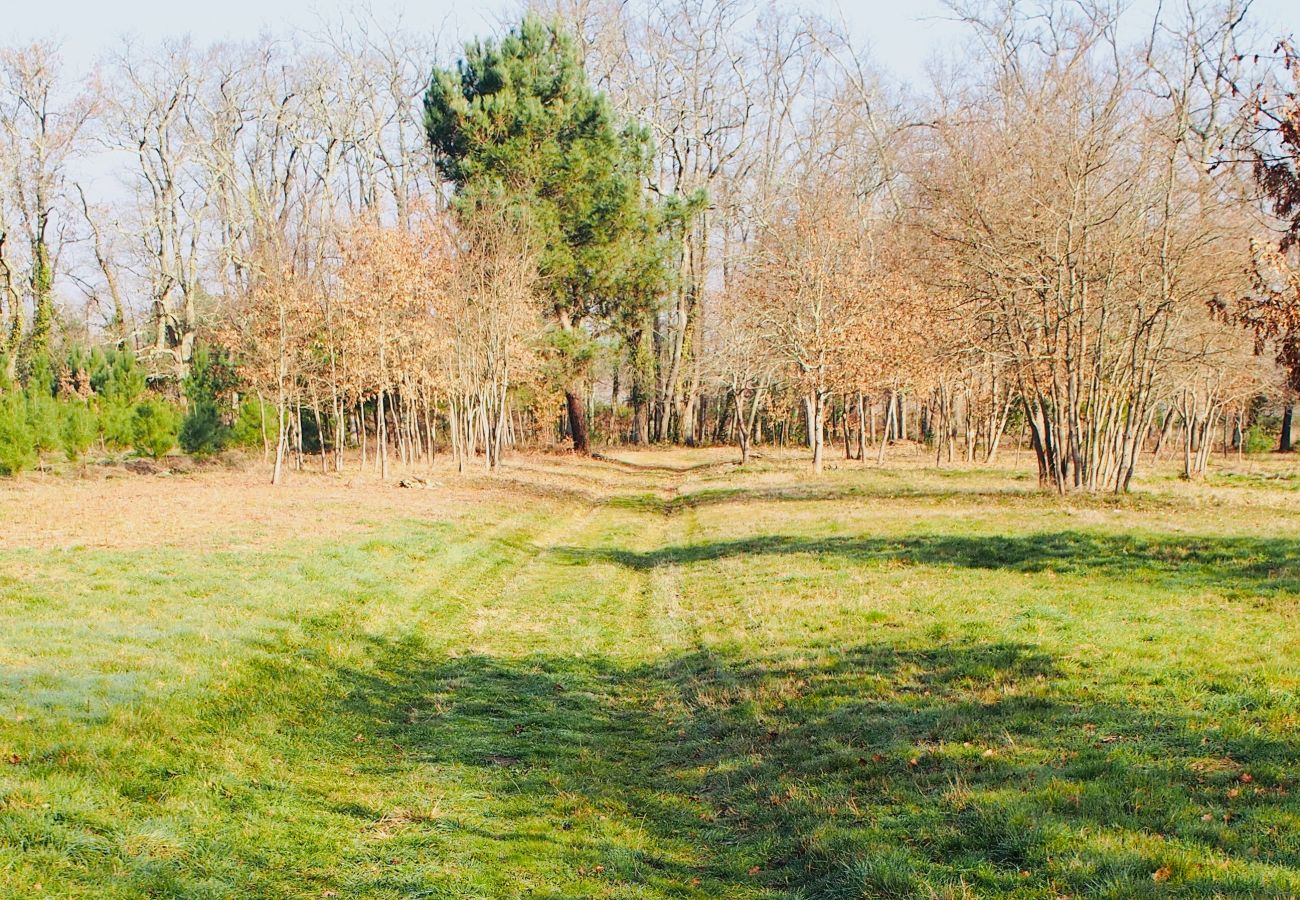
top-left (1, 449), bottom-right (1298, 898)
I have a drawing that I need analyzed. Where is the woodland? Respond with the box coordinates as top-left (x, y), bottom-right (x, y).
top-left (4, 3), bottom-right (1300, 897)
top-left (0, 0), bottom-right (1297, 490)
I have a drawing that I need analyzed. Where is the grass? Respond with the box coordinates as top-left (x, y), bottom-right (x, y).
top-left (1, 449), bottom-right (1299, 898)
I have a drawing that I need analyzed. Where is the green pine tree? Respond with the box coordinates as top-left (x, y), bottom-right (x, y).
top-left (424, 14), bottom-right (669, 452)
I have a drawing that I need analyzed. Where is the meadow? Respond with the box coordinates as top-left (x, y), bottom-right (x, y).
top-left (1, 449), bottom-right (1298, 898)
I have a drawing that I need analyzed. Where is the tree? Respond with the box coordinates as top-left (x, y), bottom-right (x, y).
top-left (424, 14), bottom-right (665, 453)
top-left (0, 42), bottom-right (97, 367)
top-left (180, 343), bottom-right (238, 456)
top-left (442, 205), bottom-right (542, 471)
top-left (919, 1), bottom-right (1250, 492)
top-left (708, 284), bottom-right (776, 465)
top-left (1216, 41), bottom-right (1300, 409)
top-left (745, 188), bottom-right (878, 474)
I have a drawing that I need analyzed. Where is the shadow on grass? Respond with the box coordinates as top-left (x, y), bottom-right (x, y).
top-left (298, 635), bottom-right (1300, 898)
top-left (491, 466), bottom-right (1170, 516)
top-left (488, 475), bottom-right (1064, 518)
top-left (590, 452), bottom-right (738, 475)
top-left (551, 530), bottom-right (1300, 596)
top-left (24, 625), bottom-right (1300, 897)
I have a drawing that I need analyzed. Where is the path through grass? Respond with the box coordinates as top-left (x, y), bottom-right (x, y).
top-left (1, 451), bottom-right (1298, 897)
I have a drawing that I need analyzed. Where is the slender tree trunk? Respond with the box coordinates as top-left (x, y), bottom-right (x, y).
top-left (878, 396), bottom-right (895, 466)
top-left (272, 392), bottom-right (287, 486)
top-left (377, 390), bottom-right (389, 480)
top-left (360, 403), bottom-right (368, 469)
top-left (856, 391), bottom-right (867, 463)
top-left (258, 392), bottom-right (269, 463)
top-left (810, 391), bottom-right (826, 475)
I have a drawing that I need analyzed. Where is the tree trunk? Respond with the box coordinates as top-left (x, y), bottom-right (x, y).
top-left (856, 391), bottom-right (867, 463)
top-left (566, 389), bottom-right (590, 454)
top-left (272, 393), bottom-right (287, 486)
top-left (377, 390), bottom-right (389, 480)
top-left (877, 395), bottom-right (895, 466)
top-left (810, 392), bottom-right (825, 475)
top-left (735, 389), bottom-right (751, 465)
top-left (1281, 403), bottom-right (1294, 453)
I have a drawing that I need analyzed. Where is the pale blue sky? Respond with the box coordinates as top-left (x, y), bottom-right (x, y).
top-left (18, 0), bottom-right (1294, 91)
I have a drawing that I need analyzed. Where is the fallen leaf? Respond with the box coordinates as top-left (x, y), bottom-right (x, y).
top-left (1153, 866), bottom-right (1172, 883)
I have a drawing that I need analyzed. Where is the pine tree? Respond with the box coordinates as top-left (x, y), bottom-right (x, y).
top-left (424, 14), bottom-right (666, 452)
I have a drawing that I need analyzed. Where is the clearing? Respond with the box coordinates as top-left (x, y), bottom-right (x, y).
top-left (1, 450), bottom-right (1298, 898)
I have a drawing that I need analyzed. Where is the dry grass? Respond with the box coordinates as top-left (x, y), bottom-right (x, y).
top-left (0, 456), bottom-right (483, 552)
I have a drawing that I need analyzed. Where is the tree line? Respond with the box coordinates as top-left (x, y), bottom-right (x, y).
top-left (0, 0), bottom-right (1296, 490)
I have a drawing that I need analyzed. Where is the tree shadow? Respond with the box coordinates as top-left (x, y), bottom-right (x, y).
top-left (44, 620), bottom-right (1300, 897)
top-left (280, 634), bottom-right (1300, 897)
top-left (591, 452), bottom-right (736, 475)
top-left (551, 530), bottom-right (1300, 596)
top-left (494, 460), bottom-right (1172, 516)
top-left (605, 481), bottom-right (1047, 514)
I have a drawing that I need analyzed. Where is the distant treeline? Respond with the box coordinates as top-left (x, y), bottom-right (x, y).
top-left (0, 1), bottom-right (1297, 489)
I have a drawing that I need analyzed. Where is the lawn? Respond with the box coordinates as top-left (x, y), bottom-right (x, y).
top-left (1, 449), bottom-right (1298, 898)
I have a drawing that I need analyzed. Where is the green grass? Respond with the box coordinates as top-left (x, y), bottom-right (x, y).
top-left (2, 451), bottom-right (1299, 897)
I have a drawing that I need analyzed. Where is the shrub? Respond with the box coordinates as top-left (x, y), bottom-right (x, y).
top-left (1243, 424), bottom-right (1273, 455)
top-left (131, 398), bottom-right (180, 459)
top-left (60, 401), bottom-right (97, 462)
top-left (231, 395), bottom-right (268, 449)
top-left (91, 349), bottom-right (147, 449)
top-left (179, 399), bottom-right (229, 457)
top-left (24, 390), bottom-right (61, 453)
top-left (90, 347), bottom-right (146, 405)
top-left (99, 399), bottom-right (137, 448)
top-left (0, 394), bottom-right (35, 476)
top-left (180, 345), bottom-right (239, 456)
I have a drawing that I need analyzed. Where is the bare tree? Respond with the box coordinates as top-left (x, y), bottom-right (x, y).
top-left (0, 41), bottom-right (98, 362)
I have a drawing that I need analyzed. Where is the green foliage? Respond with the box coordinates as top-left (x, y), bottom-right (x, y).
top-left (231, 395), bottom-right (267, 449)
top-left (0, 393), bottom-right (35, 476)
top-left (22, 357), bottom-right (62, 454)
top-left (179, 400), bottom-right (227, 457)
top-left (91, 348), bottom-right (148, 448)
top-left (90, 347), bottom-right (146, 406)
top-left (425, 14), bottom-right (669, 364)
top-left (540, 325), bottom-right (599, 390)
top-left (26, 244), bottom-right (54, 361)
top-left (180, 345), bottom-right (239, 456)
top-left (131, 398), bottom-right (180, 459)
top-left (59, 400), bottom-right (97, 462)
top-left (99, 402), bottom-right (136, 448)
top-left (23, 390), bottom-right (60, 453)
top-left (25, 352), bottom-right (56, 397)
top-left (1243, 424), bottom-right (1273, 455)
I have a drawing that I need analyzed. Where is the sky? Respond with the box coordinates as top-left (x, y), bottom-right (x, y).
top-left (15, 0), bottom-right (1292, 94)
top-left (5, 0), bottom-right (1297, 209)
